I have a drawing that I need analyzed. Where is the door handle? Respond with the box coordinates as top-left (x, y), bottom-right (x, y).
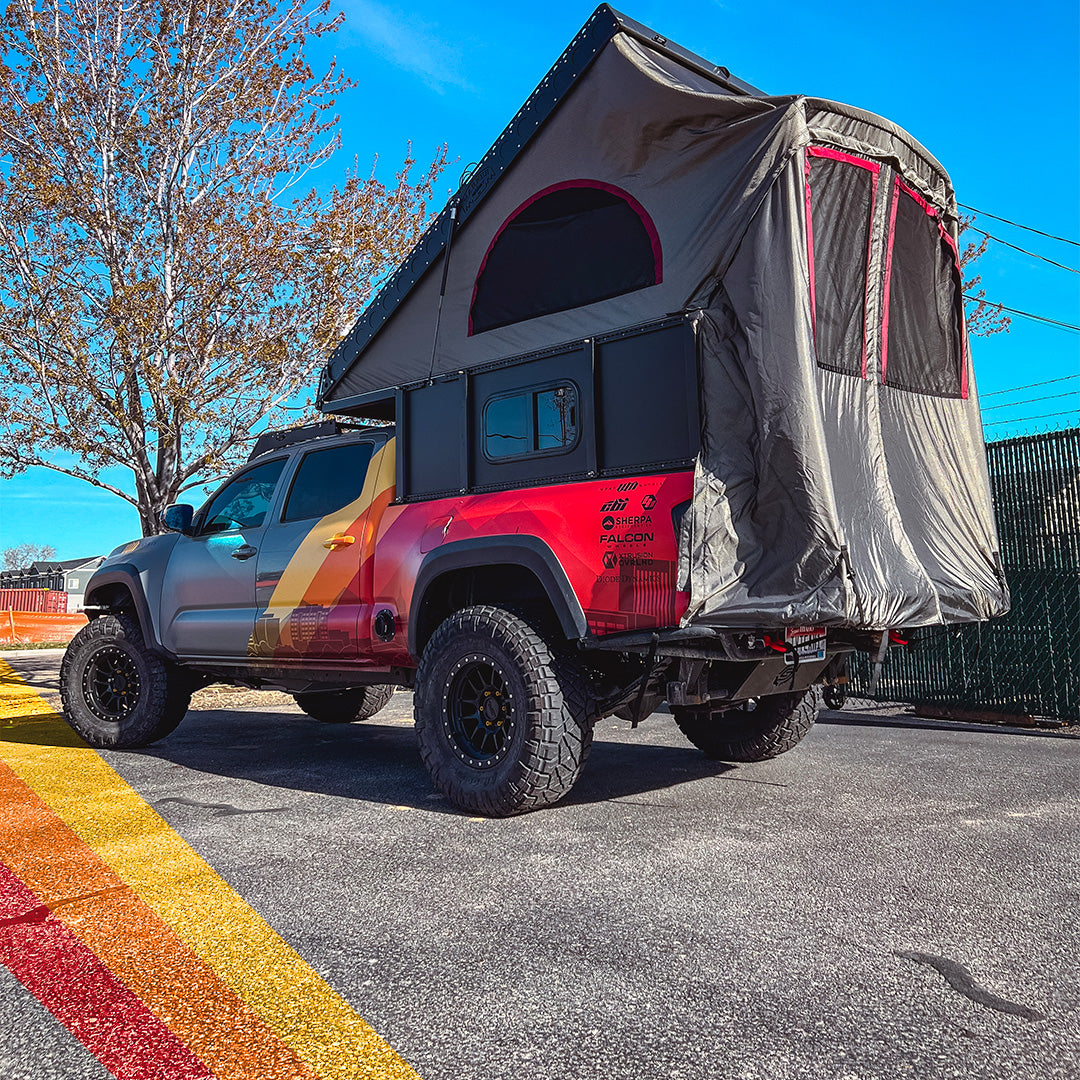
top-left (322, 534), bottom-right (356, 549)
top-left (231, 545), bottom-right (258, 561)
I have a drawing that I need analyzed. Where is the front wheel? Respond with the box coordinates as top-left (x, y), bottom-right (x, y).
top-left (673, 688), bottom-right (820, 762)
top-left (293, 685), bottom-right (394, 723)
top-left (414, 606), bottom-right (594, 817)
top-left (59, 614), bottom-right (191, 748)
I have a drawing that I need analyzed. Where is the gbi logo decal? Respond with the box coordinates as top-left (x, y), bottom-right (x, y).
top-left (602, 551), bottom-right (619, 569)
top-left (600, 498), bottom-right (628, 513)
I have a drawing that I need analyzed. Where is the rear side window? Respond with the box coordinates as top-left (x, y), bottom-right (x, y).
top-left (282, 442), bottom-right (376, 522)
top-left (201, 458), bottom-right (287, 534)
top-left (805, 149), bottom-right (878, 377)
top-left (483, 384), bottom-right (578, 461)
top-left (882, 181), bottom-right (966, 398)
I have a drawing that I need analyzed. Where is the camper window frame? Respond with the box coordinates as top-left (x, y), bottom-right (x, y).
top-left (804, 146), bottom-right (880, 381)
top-left (880, 177), bottom-right (969, 400)
top-left (480, 380), bottom-right (582, 464)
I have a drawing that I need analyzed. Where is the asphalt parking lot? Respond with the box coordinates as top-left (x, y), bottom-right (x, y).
top-left (2, 650), bottom-right (1077, 1080)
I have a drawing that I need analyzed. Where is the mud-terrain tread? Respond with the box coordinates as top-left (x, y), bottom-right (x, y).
top-left (59, 613), bottom-right (191, 748)
top-left (293, 684), bottom-right (394, 723)
top-left (673, 688), bottom-right (820, 762)
top-left (415, 605), bottom-right (593, 817)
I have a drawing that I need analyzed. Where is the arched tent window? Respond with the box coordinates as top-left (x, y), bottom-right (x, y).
top-left (468, 180), bottom-right (662, 336)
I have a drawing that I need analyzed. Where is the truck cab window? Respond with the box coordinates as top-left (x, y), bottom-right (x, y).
top-left (282, 442), bottom-right (376, 522)
top-left (200, 458), bottom-right (287, 535)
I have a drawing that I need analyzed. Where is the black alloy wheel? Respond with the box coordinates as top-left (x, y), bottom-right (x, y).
top-left (82, 644), bottom-right (142, 722)
top-left (444, 654), bottom-right (516, 768)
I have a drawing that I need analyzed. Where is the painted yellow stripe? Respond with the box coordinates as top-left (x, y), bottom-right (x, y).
top-left (0, 658), bottom-right (420, 1080)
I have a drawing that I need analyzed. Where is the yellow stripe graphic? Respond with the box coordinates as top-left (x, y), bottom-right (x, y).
top-left (0, 658), bottom-right (420, 1080)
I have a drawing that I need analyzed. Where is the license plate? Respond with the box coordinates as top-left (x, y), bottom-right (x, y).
top-left (785, 626), bottom-right (827, 664)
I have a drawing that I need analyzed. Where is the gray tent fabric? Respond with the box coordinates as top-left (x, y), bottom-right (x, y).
top-left (320, 22), bottom-right (1009, 631)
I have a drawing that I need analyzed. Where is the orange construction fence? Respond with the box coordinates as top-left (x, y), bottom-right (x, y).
top-left (0, 610), bottom-right (88, 646)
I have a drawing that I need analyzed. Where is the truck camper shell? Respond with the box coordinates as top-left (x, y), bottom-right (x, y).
top-left (318, 4), bottom-right (1009, 633)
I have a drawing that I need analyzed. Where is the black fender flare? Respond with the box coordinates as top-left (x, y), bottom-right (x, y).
top-left (409, 536), bottom-right (588, 656)
top-left (83, 566), bottom-right (167, 656)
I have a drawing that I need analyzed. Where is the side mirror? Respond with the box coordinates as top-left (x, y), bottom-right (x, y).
top-left (162, 503), bottom-right (195, 535)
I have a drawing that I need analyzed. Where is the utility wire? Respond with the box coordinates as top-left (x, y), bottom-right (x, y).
top-left (967, 227), bottom-right (1078, 274)
top-left (984, 409), bottom-right (1080, 426)
top-left (962, 295), bottom-right (1080, 333)
top-left (981, 390), bottom-right (1080, 411)
top-left (959, 203), bottom-right (1080, 248)
top-left (982, 373), bottom-right (1080, 397)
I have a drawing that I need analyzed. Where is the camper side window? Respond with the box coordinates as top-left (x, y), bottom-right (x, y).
top-left (469, 181), bottom-right (661, 336)
top-left (881, 180), bottom-right (967, 399)
top-left (483, 384), bottom-right (578, 461)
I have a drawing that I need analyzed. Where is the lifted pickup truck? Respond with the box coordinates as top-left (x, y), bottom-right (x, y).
top-left (59, 6), bottom-right (1008, 815)
top-left (61, 422), bottom-right (838, 815)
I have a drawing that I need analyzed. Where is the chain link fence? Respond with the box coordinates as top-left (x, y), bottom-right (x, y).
top-left (849, 427), bottom-right (1079, 721)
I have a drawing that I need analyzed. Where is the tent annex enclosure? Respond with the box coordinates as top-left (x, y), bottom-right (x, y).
top-left (318, 4), bottom-right (1009, 633)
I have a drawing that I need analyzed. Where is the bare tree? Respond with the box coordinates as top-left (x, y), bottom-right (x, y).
top-left (2, 542), bottom-right (57, 569)
top-left (958, 216), bottom-right (1011, 338)
top-left (0, 0), bottom-right (445, 534)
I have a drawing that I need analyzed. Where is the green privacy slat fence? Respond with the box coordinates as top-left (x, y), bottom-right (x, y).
top-left (849, 427), bottom-right (1080, 720)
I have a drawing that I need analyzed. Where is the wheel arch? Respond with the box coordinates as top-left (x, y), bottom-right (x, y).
top-left (83, 567), bottom-right (160, 652)
top-left (409, 536), bottom-right (588, 657)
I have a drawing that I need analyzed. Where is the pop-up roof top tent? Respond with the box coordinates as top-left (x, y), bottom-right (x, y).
top-left (318, 5), bottom-right (1009, 631)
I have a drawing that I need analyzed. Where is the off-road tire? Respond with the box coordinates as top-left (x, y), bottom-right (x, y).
top-left (293, 685), bottom-right (394, 723)
top-left (59, 613), bottom-right (191, 748)
top-left (673, 688), bottom-right (820, 762)
top-left (415, 605), bottom-right (594, 817)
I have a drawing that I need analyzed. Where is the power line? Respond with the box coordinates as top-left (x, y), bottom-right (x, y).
top-left (982, 373), bottom-right (1080, 397)
top-left (984, 409), bottom-right (1080, 426)
top-left (981, 390), bottom-right (1080, 411)
top-left (959, 203), bottom-right (1080, 248)
top-left (968, 228), bottom-right (1078, 274)
top-left (962, 295), bottom-right (1080, 333)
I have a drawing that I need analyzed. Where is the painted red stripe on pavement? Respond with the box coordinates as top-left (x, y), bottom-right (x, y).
top-left (0, 860), bottom-right (214, 1080)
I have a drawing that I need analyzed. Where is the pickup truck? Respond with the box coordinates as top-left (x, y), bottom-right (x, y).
top-left (60, 422), bottom-right (842, 816)
top-left (58, 6), bottom-right (1009, 815)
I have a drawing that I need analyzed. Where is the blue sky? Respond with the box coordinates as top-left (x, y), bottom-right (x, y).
top-left (2, 0), bottom-right (1077, 560)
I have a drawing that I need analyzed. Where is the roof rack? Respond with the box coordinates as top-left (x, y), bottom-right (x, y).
top-left (247, 419), bottom-right (381, 461)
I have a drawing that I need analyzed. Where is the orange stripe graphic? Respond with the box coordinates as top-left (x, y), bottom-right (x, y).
top-left (0, 761), bottom-right (318, 1080)
top-left (0, 656), bottom-right (421, 1080)
top-left (0, 860), bottom-right (214, 1080)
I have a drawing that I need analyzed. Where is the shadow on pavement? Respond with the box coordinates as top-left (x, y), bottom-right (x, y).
top-left (817, 710), bottom-right (1079, 740)
top-left (3, 704), bottom-right (748, 814)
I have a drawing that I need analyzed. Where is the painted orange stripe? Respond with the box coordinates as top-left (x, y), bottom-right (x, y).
top-left (0, 655), bottom-right (420, 1080)
top-left (0, 860), bottom-right (213, 1080)
top-left (0, 760), bottom-right (318, 1080)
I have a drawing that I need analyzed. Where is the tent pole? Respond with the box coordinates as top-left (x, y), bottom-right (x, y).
top-left (426, 202), bottom-right (459, 383)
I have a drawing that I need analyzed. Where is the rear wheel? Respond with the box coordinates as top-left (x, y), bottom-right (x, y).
top-left (293, 685), bottom-right (394, 723)
top-left (673, 688), bottom-right (820, 762)
top-left (822, 684), bottom-right (847, 710)
top-left (59, 614), bottom-right (191, 748)
top-left (415, 605), bottom-right (593, 816)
